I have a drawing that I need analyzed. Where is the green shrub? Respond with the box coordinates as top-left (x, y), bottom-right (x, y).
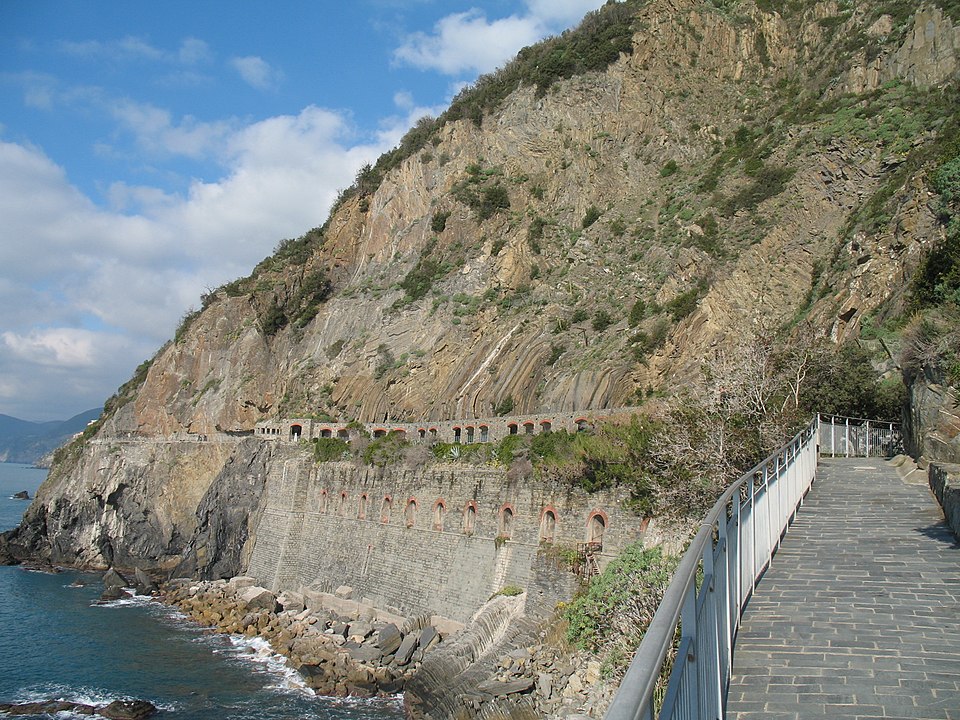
top-left (665, 286), bottom-right (703, 321)
top-left (798, 344), bottom-right (903, 420)
top-left (480, 184), bottom-right (510, 218)
top-left (175, 308), bottom-right (201, 344)
top-left (582, 205), bottom-right (602, 228)
top-left (628, 299), bottom-right (647, 326)
top-left (313, 437), bottom-right (349, 463)
top-left (720, 164), bottom-right (795, 216)
top-left (659, 159), bottom-right (679, 177)
top-left (546, 343), bottom-right (564, 366)
top-left (431, 210), bottom-right (451, 233)
top-left (495, 395), bottom-right (515, 416)
top-left (260, 301), bottom-right (287, 336)
top-left (527, 216), bottom-right (546, 253)
top-left (362, 432), bottom-right (409, 466)
top-left (592, 309), bottom-right (614, 332)
top-left (565, 543), bottom-right (678, 652)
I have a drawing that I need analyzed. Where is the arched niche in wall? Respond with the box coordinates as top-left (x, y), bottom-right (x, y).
top-left (380, 495), bottom-right (392, 524)
top-left (405, 498), bottom-right (418, 528)
top-left (358, 493), bottom-right (368, 520)
top-left (433, 499), bottom-right (446, 531)
top-left (539, 507), bottom-right (558, 542)
top-left (499, 504), bottom-right (515, 539)
top-left (586, 509), bottom-right (608, 547)
top-left (462, 501), bottom-right (477, 536)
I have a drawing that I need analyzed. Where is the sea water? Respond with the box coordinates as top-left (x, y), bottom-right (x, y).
top-left (0, 463), bottom-right (404, 719)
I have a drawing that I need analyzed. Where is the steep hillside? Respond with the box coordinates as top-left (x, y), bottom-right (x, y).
top-left (0, 409), bottom-right (101, 466)
top-left (4, 0), bottom-right (960, 572)
top-left (89, 0), bottom-right (959, 439)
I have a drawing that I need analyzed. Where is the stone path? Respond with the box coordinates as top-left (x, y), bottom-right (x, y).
top-left (727, 458), bottom-right (960, 720)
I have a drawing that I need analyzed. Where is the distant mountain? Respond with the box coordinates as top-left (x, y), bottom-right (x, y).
top-left (0, 409), bottom-right (102, 466)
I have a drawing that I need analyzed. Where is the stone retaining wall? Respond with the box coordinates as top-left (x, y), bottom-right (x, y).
top-left (929, 462), bottom-right (960, 540)
top-left (246, 449), bottom-right (655, 623)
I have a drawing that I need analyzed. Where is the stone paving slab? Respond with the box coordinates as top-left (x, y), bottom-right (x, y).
top-left (727, 458), bottom-right (960, 720)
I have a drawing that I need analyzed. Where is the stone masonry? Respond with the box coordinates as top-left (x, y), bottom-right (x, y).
top-left (246, 447), bottom-right (656, 624)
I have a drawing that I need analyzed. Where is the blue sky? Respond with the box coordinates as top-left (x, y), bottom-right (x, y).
top-left (0, 0), bottom-right (605, 421)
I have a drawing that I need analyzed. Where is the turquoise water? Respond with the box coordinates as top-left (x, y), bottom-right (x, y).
top-left (0, 463), bottom-right (404, 719)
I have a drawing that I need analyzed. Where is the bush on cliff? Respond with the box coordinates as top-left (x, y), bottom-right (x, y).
top-left (564, 543), bottom-right (679, 677)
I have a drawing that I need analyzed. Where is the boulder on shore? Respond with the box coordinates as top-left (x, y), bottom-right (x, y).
top-left (12, 490), bottom-right (29, 500)
top-left (238, 585), bottom-right (279, 612)
top-left (133, 568), bottom-right (158, 595)
top-left (102, 568), bottom-right (130, 589)
top-left (99, 585), bottom-right (129, 602)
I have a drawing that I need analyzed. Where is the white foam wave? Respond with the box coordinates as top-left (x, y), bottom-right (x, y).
top-left (217, 635), bottom-right (314, 695)
top-left (10, 684), bottom-right (175, 712)
top-left (90, 588), bottom-right (154, 609)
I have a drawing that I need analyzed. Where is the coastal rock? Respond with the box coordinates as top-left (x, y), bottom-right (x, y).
top-left (99, 586), bottom-right (129, 602)
top-left (134, 568), bottom-right (158, 595)
top-left (377, 623), bottom-right (402, 654)
top-left (238, 586), bottom-right (278, 612)
top-left (476, 677), bottom-right (536, 697)
top-left (394, 633), bottom-right (418, 666)
top-left (102, 568), bottom-right (130, 590)
top-left (0, 699), bottom-right (155, 719)
top-left (12, 491), bottom-right (29, 500)
top-left (98, 700), bottom-right (157, 719)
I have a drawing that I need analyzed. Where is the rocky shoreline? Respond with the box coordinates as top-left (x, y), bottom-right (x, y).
top-left (156, 574), bottom-right (618, 719)
top-left (161, 576), bottom-right (443, 698)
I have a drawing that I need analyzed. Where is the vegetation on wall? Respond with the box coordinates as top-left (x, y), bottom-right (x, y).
top-left (563, 543), bottom-right (679, 677)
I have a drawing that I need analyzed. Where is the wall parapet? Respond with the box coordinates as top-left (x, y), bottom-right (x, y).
top-left (929, 462), bottom-right (960, 540)
top-left (253, 406), bottom-right (643, 444)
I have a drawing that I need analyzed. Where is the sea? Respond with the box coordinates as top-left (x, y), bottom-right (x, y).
top-left (0, 462), bottom-right (404, 720)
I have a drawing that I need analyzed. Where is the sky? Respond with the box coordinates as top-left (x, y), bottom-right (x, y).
top-left (0, 0), bottom-right (606, 422)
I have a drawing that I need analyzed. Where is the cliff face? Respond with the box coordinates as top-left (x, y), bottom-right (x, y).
top-left (5, 0), bottom-right (959, 576)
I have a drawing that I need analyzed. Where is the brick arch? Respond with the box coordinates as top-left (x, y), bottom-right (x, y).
top-left (380, 495), bottom-right (392, 524)
top-left (539, 505), bottom-right (559, 542)
top-left (586, 508), bottom-right (609, 545)
top-left (462, 500), bottom-right (478, 536)
top-left (498, 502), bottom-right (516, 539)
top-left (405, 497), bottom-right (418, 528)
top-left (433, 498), bottom-right (447, 531)
top-left (358, 493), bottom-right (368, 520)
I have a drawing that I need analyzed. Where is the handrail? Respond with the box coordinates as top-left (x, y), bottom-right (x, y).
top-left (605, 416), bottom-right (820, 720)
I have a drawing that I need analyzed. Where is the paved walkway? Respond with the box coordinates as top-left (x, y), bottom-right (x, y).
top-left (727, 458), bottom-right (960, 720)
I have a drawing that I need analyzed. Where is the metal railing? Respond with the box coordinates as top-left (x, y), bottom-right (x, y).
top-left (818, 413), bottom-right (902, 458)
top-left (605, 416), bottom-right (820, 720)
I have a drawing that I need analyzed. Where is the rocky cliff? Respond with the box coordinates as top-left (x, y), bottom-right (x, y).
top-left (4, 0), bottom-right (960, 591)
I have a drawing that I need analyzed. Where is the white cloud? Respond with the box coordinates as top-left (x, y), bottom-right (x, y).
top-left (2, 329), bottom-right (97, 368)
top-left (394, 10), bottom-right (542, 75)
top-left (393, 0), bottom-right (606, 76)
top-left (58, 36), bottom-right (165, 62)
top-left (0, 101), bottom-right (390, 418)
top-left (56, 35), bottom-right (212, 67)
top-left (178, 37), bottom-right (212, 65)
top-left (230, 55), bottom-right (283, 90)
top-left (109, 99), bottom-right (234, 160)
top-left (524, 0), bottom-right (607, 25)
